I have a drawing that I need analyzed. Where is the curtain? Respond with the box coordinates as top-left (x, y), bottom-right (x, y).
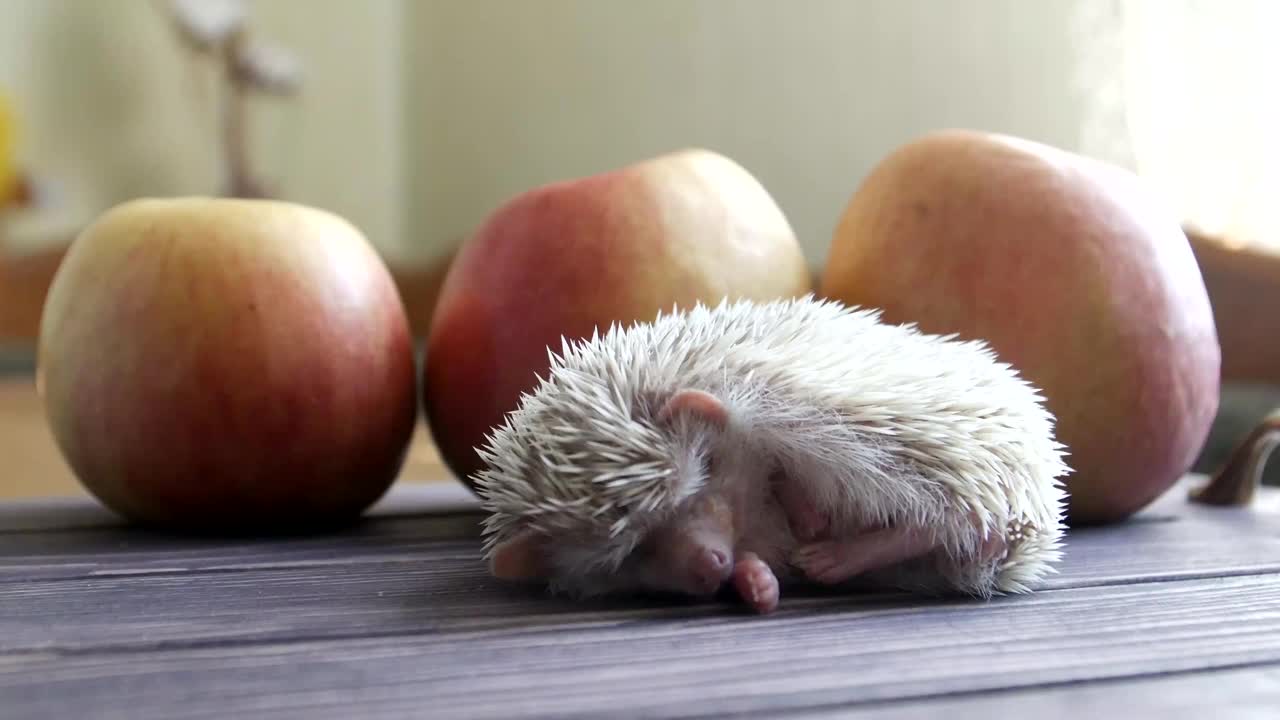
top-left (1078, 0), bottom-right (1279, 249)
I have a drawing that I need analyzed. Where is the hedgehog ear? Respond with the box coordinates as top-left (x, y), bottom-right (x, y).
top-left (489, 529), bottom-right (551, 581)
top-left (658, 388), bottom-right (729, 430)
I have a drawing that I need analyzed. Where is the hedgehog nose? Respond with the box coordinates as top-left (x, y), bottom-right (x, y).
top-left (708, 548), bottom-right (730, 573)
top-left (692, 548), bottom-right (733, 593)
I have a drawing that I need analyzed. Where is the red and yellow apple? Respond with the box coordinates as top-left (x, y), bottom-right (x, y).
top-left (423, 148), bottom-right (812, 488)
top-left (819, 130), bottom-right (1221, 525)
top-left (37, 197), bottom-right (418, 532)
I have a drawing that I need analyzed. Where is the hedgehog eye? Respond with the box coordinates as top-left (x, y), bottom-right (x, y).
top-left (621, 531), bottom-right (669, 571)
top-left (627, 537), bottom-right (658, 562)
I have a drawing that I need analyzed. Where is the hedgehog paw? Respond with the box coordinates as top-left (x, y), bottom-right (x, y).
top-left (970, 511), bottom-right (1011, 564)
top-left (979, 532), bottom-right (1008, 564)
top-left (794, 525), bottom-right (941, 585)
top-left (732, 552), bottom-right (780, 614)
top-left (791, 540), bottom-right (853, 584)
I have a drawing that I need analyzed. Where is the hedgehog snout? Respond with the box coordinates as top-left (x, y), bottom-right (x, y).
top-left (688, 546), bottom-right (734, 594)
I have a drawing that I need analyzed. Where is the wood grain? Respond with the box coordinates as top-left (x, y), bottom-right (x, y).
top-left (4, 366), bottom-right (1280, 719)
top-left (801, 665), bottom-right (1280, 719)
top-left (3, 514), bottom-right (1279, 655)
top-left (3, 477), bottom-right (1274, 583)
top-left (0, 477), bottom-right (481, 533)
top-left (2, 572), bottom-right (1278, 719)
top-left (1, 481), bottom-right (1278, 718)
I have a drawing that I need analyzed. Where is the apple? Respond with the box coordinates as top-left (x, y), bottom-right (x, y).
top-left (37, 197), bottom-right (418, 533)
top-left (819, 130), bottom-right (1221, 525)
top-left (423, 148), bottom-right (812, 488)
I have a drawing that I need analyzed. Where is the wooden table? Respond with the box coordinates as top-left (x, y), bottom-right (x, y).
top-left (3, 381), bottom-right (1280, 718)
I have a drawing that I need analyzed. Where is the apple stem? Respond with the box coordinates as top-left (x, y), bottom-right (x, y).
top-left (1190, 408), bottom-right (1280, 506)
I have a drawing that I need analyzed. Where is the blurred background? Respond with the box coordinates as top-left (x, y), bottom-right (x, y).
top-left (2, 0), bottom-right (1277, 498)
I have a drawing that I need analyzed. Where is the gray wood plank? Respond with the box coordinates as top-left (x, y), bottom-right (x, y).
top-left (2, 478), bottom-right (1278, 718)
top-left (4, 507), bottom-right (1280, 655)
top-left (796, 664), bottom-right (1280, 720)
top-left (2, 573), bottom-right (1279, 720)
top-left (0, 471), bottom-right (1216, 534)
top-left (0, 512), bottom-right (484, 582)
top-left (2, 480), bottom-right (1276, 592)
top-left (5, 540), bottom-right (857, 653)
top-left (0, 481), bottom-right (482, 533)
top-left (0, 482), bottom-right (486, 582)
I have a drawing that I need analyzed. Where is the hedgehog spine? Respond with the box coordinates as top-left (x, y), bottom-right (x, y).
top-left (474, 294), bottom-right (1070, 598)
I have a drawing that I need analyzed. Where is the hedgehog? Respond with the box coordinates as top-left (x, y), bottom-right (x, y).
top-left (472, 294), bottom-right (1071, 614)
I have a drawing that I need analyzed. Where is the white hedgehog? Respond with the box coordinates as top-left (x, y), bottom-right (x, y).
top-left (473, 295), bottom-right (1071, 614)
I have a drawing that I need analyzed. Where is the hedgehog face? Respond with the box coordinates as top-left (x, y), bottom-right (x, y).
top-left (483, 481), bottom-right (740, 601)
top-left (476, 386), bottom-right (738, 599)
top-left (619, 488), bottom-right (738, 597)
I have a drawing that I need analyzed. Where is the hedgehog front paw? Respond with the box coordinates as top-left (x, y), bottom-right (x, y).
top-left (732, 552), bottom-right (780, 614)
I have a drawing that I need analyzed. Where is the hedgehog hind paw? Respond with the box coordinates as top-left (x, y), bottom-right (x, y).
top-left (791, 540), bottom-right (852, 584)
top-left (792, 525), bottom-right (941, 585)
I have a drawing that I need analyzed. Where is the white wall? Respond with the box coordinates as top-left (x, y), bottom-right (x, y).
top-left (405, 0), bottom-right (1131, 265)
top-left (1, 0), bottom-right (218, 241)
top-left (8, 1), bottom-right (1265, 265)
top-left (0, 0), bottom-right (407, 257)
top-left (249, 0), bottom-right (408, 258)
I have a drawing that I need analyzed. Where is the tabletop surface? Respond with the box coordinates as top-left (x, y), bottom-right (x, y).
top-left (2, 372), bottom-right (1280, 718)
